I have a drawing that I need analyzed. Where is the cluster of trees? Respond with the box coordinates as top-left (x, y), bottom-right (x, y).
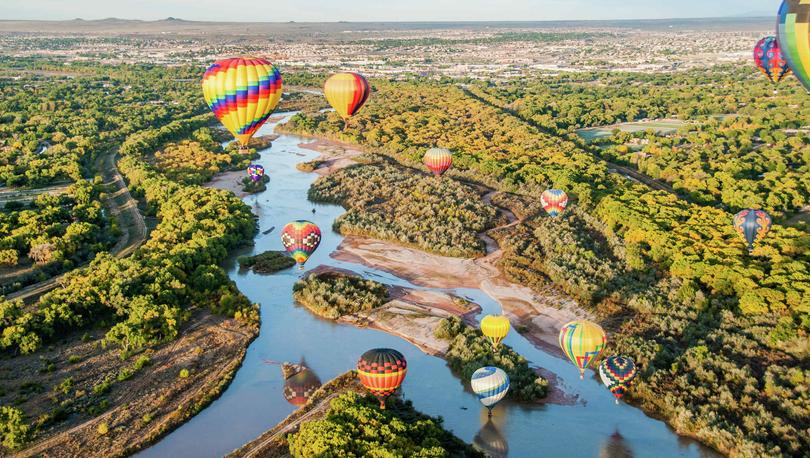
top-left (284, 70), bottom-right (809, 455)
top-left (152, 127), bottom-right (254, 185)
top-left (287, 391), bottom-right (483, 457)
top-left (308, 159), bottom-right (499, 257)
top-left (237, 251), bottom-right (295, 273)
top-left (292, 271), bottom-right (388, 320)
top-left (435, 317), bottom-right (547, 401)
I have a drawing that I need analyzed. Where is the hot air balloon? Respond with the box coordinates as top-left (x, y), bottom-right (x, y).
top-left (471, 366), bottom-right (509, 417)
top-left (480, 315), bottom-right (510, 349)
top-left (754, 36), bottom-right (791, 83)
top-left (202, 57), bottom-right (282, 149)
top-left (778, 0), bottom-right (810, 93)
top-left (356, 348), bottom-right (407, 409)
top-left (283, 367), bottom-right (322, 407)
top-left (733, 209), bottom-right (772, 253)
top-left (541, 189), bottom-right (568, 217)
top-left (599, 356), bottom-right (638, 404)
top-left (559, 320), bottom-right (607, 379)
top-left (423, 148), bottom-right (452, 177)
top-left (474, 421), bottom-right (509, 458)
top-left (247, 164), bottom-right (265, 182)
top-left (281, 220), bottom-right (322, 269)
top-left (323, 72), bottom-right (370, 128)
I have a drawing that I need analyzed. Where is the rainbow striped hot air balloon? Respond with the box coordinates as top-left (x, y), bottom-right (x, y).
top-left (480, 315), bottom-right (510, 350)
top-left (281, 220), bottom-right (322, 269)
top-left (599, 356), bottom-right (638, 404)
top-left (559, 320), bottom-right (607, 379)
top-left (541, 189), bottom-right (569, 217)
top-left (778, 0), bottom-right (810, 93)
top-left (324, 72), bottom-right (370, 128)
top-left (471, 366), bottom-right (510, 417)
top-left (247, 164), bottom-right (265, 182)
top-left (202, 57), bottom-right (282, 148)
top-left (357, 348), bottom-right (407, 409)
top-left (423, 148), bottom-right (452, 177)
top-left (754, 36), bottom-right (791, 83)
top-left (733, 209), bottom-right (772, 253)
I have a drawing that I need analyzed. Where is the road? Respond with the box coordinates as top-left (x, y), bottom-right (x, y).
top-left (5, 148), bottom-right (147, 302)
top-left (0, 182), bottom-right (71, 205)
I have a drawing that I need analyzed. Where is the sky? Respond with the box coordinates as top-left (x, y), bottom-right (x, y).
top-left (0, 0), bottom-right (778, 22)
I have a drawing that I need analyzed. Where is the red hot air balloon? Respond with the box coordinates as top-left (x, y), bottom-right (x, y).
top-left (281, 220), bottom-right (322, 269)
top-left (541, 189), bottom-right (568, 217)
top-left (423, 148), bottom-right (452, 177)
top-left (356, 348), bottom-right (407, 409)
top-left (754, 36), bottom-right (791, 84)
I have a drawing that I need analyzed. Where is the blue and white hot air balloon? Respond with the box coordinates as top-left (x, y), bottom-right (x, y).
top-left (471, 366), bottom-right (510, 417)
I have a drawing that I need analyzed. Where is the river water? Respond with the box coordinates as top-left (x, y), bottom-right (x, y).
top-left (140, 115), bottom-right (719, 458)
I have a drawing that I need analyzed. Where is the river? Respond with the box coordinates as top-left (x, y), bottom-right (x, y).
top-left (139, 114), bottom-right (719, 458)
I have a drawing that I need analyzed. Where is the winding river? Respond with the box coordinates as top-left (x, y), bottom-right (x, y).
top-left (140, 115), bottom-right (719, 458)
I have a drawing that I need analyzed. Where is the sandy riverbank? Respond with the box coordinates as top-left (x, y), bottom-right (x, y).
top-left (298, 138), bottom-right (364, 175)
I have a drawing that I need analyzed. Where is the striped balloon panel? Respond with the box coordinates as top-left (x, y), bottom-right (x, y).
top-left (283, 369), bottom-right (322, 407)
top-left (423, 148), bottom-right (453, 176)
top-left (480, 315), bottom-right (510, 348)
top-left (357, 349), bottom-right (407, 398)
top-left (281, 220), bottom-right (322, 265)
top-left (778, 0), bottom-right (810, 92)
top-left (599, 356), bottom-right (638, 400)
top-left (754, 36), bottom-right (791, 83)
top-left (471, 366), bottom-right (510, 408)
top-left (202, 57), bottom-right (282, 146)
top-left (541, 189), bottom-right (569, 217)
top-left (733, 209), bottom-right (772, 252)
top-left (558, 320), bottom-right (606, 375)
top-left (323, 72), bottom-right (370, 119)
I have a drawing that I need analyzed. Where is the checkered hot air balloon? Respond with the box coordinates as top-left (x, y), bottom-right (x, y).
top-left (480, 315), bottom-right (510, 350)
top-left (599, 356), bottom-right (638, 404)
top-left (778, 0), bottom-right (810, 93)
top-left (324, 72), bottom-right (370, 128)
top-left (733, 209), bottom-right (772, 253)
top-left (471, 366), bottom-right (509, 417)
top-left (754, 36), bottom-right (791, 83)
top-left (356, 348), bottom-right (407, 409)
top-left (423, 148), bottom-right (452, 177)
top-left (559, 320), bottom-right (607, 379)
top-left (202, 57), bottom-right (282, 148)
top-left (541, 189), bottom-right (569, 217)
top-left (247, 164), bottom-right (265, 182)
top-left (281, 220), bottom-right (322, 270)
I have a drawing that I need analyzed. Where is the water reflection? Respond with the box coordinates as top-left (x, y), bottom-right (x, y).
top-left (600, 431), bottom-right (634, 458)
top-left (281, 360), bottom-right (322, 407)
top-left (474, 420), bottom-right (509, 458)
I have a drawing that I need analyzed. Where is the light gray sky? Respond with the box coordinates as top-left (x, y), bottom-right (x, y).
top-left (0, 0), bottom-right (778, 22)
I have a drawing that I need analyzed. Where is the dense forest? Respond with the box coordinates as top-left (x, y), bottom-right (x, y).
top-left (283, 66), bottom-right (810, 456)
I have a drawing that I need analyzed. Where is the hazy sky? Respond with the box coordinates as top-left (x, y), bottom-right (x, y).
top-left (0, 0), bottom-right (778, 22)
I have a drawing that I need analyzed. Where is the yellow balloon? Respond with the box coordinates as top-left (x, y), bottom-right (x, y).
top-left (323, 72), bottom-right (370, 120)
top-left (480, 315), bottom-right (510, 349)
top-left (558, 320), bottom-right (607, 379)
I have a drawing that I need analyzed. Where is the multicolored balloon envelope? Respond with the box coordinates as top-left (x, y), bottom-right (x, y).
top-left (559, 320), bottom-right (607, 379)
top-left (471, 366), bottom-right (509, 416)
top-left (357, 348), bottom-right (407, 409)
top-left (423, 148), bottom-right (453, 177)
top-left (324, 72), bottom-right (370, 121)
top-left (541, 189), bottom-right (568, 217)
top-left (281, 220), bottom-right (322, 269)
top-left (598, 355), bottom-right (638, 404)
top-left (283, 368), bottom-right (322, 407)
top-left (480, 315), bottom-right (510, 349)
top-left (754, 36), bottom-right (791, 83)
top-left (733, 209), bottom-right (772, 253)
top-left (778, 0), bottom-right (810, 92)
top-left (247, 164), bottom-right (265, 182)
top-left (202, 57), bottom-right (282, 147)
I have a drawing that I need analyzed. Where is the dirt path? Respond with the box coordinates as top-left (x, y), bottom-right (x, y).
top-left (5, 148), bottom-right (147, 302)
top-left (0, 182), bottom-right (70, 205)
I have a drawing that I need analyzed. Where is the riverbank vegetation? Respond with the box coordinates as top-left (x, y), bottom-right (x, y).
top-left (285, 67), bottom-right (809, 455)
top-left (293, 271), bottom-right (388, 320)
top-left (309, 160), bottom-right (500, 257)
top-left (238, 251), bottom-right (295, 273)
top-left (436, 317), bottom-right (548, 401)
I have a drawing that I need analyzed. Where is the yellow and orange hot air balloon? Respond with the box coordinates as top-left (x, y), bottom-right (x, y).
top-left (558, 320), bottom-right (606, 379)
top-left (323, 72), bottom-right (370, 128)
top-left (480, 315), bottom-right (510, 349)
top-left (202, 57), bottom-right (283, 149)
top-left (356, 348), bottom-right (407, 409)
